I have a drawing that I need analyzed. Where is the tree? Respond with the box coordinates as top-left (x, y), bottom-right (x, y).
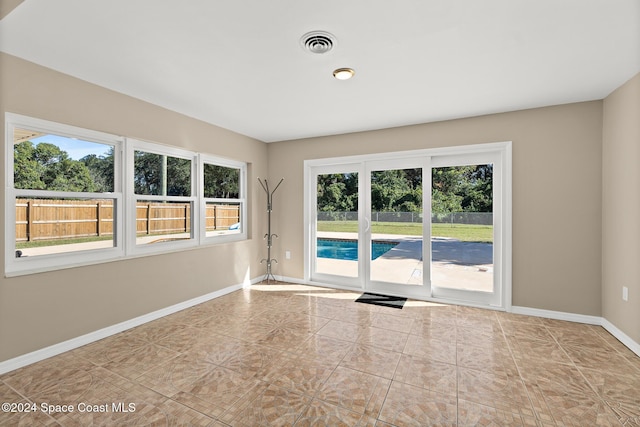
top-left (133, 151), bottom-right (191, 196)
top-left (461, 164), bottom-right (493, 212)
top-left (14, 141), bottom-right (96, 192)
top-left (204, 164), bottom-right (239, 198)
top-left (431, 165), bottom-right (493, 214)
top-left (431, 188), bottom-right (462, 213)
top-left (313, 165), bottom-right (492, 215)
top-left (167, 156), bottom-right (191, 196)
top-left (81, 148), bottom-right (114, 192)
top-left (371, 169), bottom-right (420, 212)
top-left (317, 173), bottom-right (358, 212)
top-left (14, 141), bottom-right (45, 189)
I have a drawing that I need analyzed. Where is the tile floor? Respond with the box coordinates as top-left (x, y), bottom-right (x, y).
top-left (1, 282), bottom-right (639, 426)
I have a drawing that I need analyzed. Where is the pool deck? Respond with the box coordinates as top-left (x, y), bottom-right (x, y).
top-left (18, 231), bottom-right (492, 293)
top-left (316, 231), bottom-right (493, 292)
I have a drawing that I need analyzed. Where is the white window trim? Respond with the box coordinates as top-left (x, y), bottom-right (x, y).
top-left (5, 113), bottom-right (124, 276)
top-left (199, 154), bottom-right (247, 244)
top-left (5, 113), bottom-right (250, 276)
top-left (125, 138), bottom-right (199, 257)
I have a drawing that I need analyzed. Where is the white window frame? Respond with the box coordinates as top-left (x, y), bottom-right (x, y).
top-left (126, 138), bottom-right (199, 256)
top-left (5, 113), bottom-right (124, 276)
top-left (5, 113), bottom-right (250, 276)
top-left (199, 154), bottom-right (247, 244)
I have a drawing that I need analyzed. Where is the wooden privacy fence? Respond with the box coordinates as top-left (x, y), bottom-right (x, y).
top-left (15, 199), bottom-right (114, 242)
top-left (15, 199), bottom-right (240, 242)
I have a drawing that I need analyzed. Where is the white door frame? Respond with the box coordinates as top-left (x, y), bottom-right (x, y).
top-left (430, 151), bottom-right (504, 307)
top-left (307, 162), bottom-right (365, 289)
top-left (363, 157), bottom-right (431, 299)
top-left (303, 141), bottom-right (512, 310)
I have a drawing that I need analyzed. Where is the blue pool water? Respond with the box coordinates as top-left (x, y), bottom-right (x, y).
top-left (317, 239), bottom-right (397, 261)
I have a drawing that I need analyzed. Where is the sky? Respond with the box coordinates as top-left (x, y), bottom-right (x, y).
top-left (31, 134), bottom-right (111, 160)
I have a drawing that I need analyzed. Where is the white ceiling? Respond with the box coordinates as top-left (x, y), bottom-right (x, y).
top-left (1, 0), bottom-right (639, 143)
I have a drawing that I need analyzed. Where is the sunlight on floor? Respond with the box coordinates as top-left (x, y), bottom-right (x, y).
top-left (251, 284), bottom-right (333, 292)
top-left (403, 300), bottom-right (449, 308)
top-left (251, 283), bottom-right (362, 301)
top-left (300, 292), bottom-right (363, 301)
top-left (252, 282), bottom-right (453, 306)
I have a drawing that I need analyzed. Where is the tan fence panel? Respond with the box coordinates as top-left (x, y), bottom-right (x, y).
top-left (15, 199), bottom-right (240, 243)
top-left (16, 199), bottom-right (114, 242)
top-left (15, 200), bottom-right (28, 242)
top-left (136, 202), bottom-right (192, 235)
top-left (205, 204), bottom-right (240, 231)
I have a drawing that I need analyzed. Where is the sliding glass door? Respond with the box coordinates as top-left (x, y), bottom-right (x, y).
top-left (310, 164), bottom-right (363, 287)
top-left (430, 152), bottom-right (503, 307)
top-left (309, 159), bottom-right (430, 299)
top-left (306, 143), bottom-right (510, 309)
top-left (365, 158), bottom-right (430, 299)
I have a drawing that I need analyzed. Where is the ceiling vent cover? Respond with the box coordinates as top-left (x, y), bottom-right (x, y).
top-left (301, 31), bottom-right (336, 54)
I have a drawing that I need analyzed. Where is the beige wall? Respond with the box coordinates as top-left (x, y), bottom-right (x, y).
top-left (0, 0), bottom-right (23, 20)
top-left (0, 53), bottom-right (268, 362)
top-left (602, 72), bottom-right (640, 343)
top-left (2, 49), bottom-right (629, 364)
top-left (268, 102), bottom-right (604, 315)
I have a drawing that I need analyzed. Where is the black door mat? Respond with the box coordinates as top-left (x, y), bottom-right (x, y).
top-left (355, 292), bottom-right (407, 309)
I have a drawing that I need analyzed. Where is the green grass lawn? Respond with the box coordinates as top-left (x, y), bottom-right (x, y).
top-left (431, 223), bottom-right (493, 243)
top-left (317, 221), bottom-right (493, 243)
top-left (17, 221), bottom-right (493, 248)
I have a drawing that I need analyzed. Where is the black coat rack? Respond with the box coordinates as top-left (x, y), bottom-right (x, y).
top-left (258, 177), bottom-right (284, 283)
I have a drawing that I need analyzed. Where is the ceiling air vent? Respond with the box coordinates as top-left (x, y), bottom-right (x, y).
top-left (301, 31), bottom-right (336, 54)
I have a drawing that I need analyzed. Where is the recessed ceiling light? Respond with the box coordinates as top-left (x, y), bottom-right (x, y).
top-left (333, 68), bottom-right (355, 80)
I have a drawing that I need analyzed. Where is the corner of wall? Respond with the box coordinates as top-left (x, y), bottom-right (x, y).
top-left (601, 72), bottom-right (640, 345)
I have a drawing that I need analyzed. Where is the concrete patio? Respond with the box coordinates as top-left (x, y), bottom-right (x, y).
top-left (316, 232), bottom-right (493, 292)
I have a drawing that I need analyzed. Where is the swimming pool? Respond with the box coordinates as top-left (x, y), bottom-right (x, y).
top-left (317, 239), bottom-right (397, 261)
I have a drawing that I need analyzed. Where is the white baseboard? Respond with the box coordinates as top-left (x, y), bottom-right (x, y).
top-left (601, 318), bottom-right (640, 357)
top-left (3, 280), bottom-right (637, 375)
top-left (273, 275), bottom-right (308, 285)
top-left (511, 305), bottom-right (602, 325)
top-left (275, 282), bottom-right (640, 357)
top-left (0, 278), bottom-right (260, 375)
top-left (280, 281), bottom-right (640, 358)
top-left (512, 305), bottom-right (640, 358)
top-left (274, 275), bottom-right (368, 294)
top-left (273, 281), bottom-right (640, 358)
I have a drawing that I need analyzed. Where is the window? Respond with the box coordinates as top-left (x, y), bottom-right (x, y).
top-left (134, 151), bottom-right (191, 197)
top-left (5, 113), bottom-right (123, 275)
top-left (200, 155), bottom-right (246, 242)
top-left (5, 114), bottom-right (249, 276)
top-left (127, 139), bottom-right (197, 254)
